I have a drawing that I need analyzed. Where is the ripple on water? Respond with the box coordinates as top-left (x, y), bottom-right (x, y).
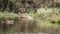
top-left (15, 32), bottom-right (48, 34)
top-left (3, 32), bottom-right (48, 34)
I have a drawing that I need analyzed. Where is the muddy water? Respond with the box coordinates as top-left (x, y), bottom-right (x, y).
top-left (0, 32), bottom-right (59, 34)
top-left (0, 18), bottom-right (60, 34)
top-left (0, 24), bottom-right (60, 34)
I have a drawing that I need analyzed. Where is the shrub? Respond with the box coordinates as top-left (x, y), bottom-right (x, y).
top-left (0, 12), bottom-right (18, 20)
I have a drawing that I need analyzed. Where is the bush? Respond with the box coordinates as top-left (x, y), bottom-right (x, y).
top-left (0, 12), bottom-right (18, 20)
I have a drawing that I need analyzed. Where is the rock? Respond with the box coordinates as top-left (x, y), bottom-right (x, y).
top-left (20, 15), bottom-right (33, 20)
top-left (1, 19), bottom-right (14, 25)
top-left (5, 20), bottom-right (14, 25)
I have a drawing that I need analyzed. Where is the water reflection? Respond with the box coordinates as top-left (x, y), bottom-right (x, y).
top-left (6, 32), bottom-right (48, 34)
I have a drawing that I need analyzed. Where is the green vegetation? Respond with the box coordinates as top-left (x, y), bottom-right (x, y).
top-left (0, 12), bottom-right (18, 20)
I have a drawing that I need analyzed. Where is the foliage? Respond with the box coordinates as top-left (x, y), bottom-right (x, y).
top-left (0, 12), bottom-right (18, 20)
